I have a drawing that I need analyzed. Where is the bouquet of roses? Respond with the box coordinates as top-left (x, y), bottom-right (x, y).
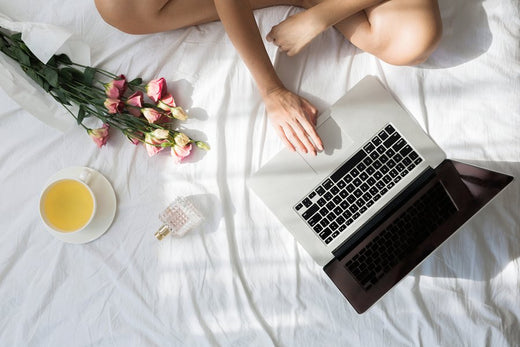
top-left (0, 28), bottom-right (209, 163)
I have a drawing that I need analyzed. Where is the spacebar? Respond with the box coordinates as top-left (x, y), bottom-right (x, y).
top-left (331, 150), bottom-right (367, 182)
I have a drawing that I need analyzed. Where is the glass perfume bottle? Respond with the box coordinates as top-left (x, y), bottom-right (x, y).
top-left (155, 196), bottom-right (204, 240)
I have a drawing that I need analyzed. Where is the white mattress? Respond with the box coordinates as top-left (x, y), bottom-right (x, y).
top-left (1, 0), bottom-right (519, 345)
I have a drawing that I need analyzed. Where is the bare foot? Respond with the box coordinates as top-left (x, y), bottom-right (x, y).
top-left (266, 9), bottom-right (327, 56)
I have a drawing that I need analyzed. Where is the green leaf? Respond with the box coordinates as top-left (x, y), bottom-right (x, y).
top-left (43, 67), bottom-right (59, 88)
top-left (15, 48), bottom-right (30, 66)
top-left (23, 67), bottom-right (45, 89)
top-left (60, 67), bottom-right (83, 82)
top-left (83, 67), bottom-right (96, 85)
top-left (10, 32), bottom-right (22, 42)
top-left (54, 89), bottom-right (71, 106)
top-left (128, 78), bottom-right (142, 86)
top-left (77, 106), bottom-right (86, 124)
top-left (55, 53), bottom-right (72, 65)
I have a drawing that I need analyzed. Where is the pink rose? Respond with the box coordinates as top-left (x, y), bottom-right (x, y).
top-left (157, 93), bottom-right (176, 112)
top-left (104, 98), bottom-right (124, 114)
top-left (144, 129), bottom-right (170, 157)
top-left (141, 107), bottom-right (165, 124)
top-left (126, 91), bottom-right (143, 107)
top-left (171, 143), bottom-right (192, 163)
top-left (88, 124), bottom-right (110, 148)
top-left (145, 77), bottom-right (167, 102)
top-left (127, 131), bottom-right (143, 145)
top-left (169, 106), bottom-right (188, 121)
top-left (126, 91), bottom-right (144, 117)
top-left (104, 75), bottom-right (127, 98)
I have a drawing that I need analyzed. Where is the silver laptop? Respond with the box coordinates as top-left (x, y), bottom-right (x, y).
top-left (248, 76), bottom-right (513, 313)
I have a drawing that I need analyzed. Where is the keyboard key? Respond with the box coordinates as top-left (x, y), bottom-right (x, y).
top-left (385, 124), bottom-right (395, 134)
top-left (319, 228), bottom-right (332, 240)
top-left (363, 142), bottom-right (376, 152)
top-left (302, 198), bottom-right (312, 207)
top-left (316, 186), bottom-right (326, 196)
top-left (383, 132), bottom-right (400, 148)
top-left (393, 138), bottom-right (405, 152)
top-left (302, 204), bottom-right (319, 219)
top-left (331, 150), bottom-right (367, 182)
top-left (378, 130), bottom-right (389, 140)
top-left (308, 213), bottom-right (322, 226)
top-left (295, 203), bottom-right (303, 211)
top-left (323, 179), bottom-right (334, 189)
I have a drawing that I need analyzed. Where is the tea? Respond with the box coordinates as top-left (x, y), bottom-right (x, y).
top-left (41, 179), bottom-right (95, 232)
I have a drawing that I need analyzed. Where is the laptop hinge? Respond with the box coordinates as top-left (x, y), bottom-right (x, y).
top-left (332, 167), bottom-right (436, 260)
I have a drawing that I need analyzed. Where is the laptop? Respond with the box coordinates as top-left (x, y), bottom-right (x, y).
top-left (247, 76), bottom-right (513, 313)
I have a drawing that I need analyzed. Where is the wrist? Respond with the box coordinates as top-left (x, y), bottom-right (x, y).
top-left (259, 82), bottom-right (285, 99)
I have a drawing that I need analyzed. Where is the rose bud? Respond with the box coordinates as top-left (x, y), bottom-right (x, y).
top-left (88, 124), bottom-right (110, 148)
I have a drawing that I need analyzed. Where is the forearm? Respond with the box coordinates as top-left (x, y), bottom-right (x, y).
top-left (213, 0), bottom-right (284, 98)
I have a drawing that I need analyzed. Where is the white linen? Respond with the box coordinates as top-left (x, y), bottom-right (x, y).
top-left (0, 0), bottom-right (519, 346)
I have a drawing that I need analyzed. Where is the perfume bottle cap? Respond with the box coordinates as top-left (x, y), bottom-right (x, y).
top-left (155, 224), bottom-right (171, 240)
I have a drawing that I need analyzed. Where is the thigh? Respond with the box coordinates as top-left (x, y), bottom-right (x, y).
top-left (96, 0), bottom-right (299, 34)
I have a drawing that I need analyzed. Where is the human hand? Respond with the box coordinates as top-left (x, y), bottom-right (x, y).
top-left (263, 87), bottom-right (323, 155)
top-left (266, 10), bottom-right (327, 56)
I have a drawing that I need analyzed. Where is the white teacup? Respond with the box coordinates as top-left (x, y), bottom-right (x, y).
top-left (39, 168), bottom-right (97, 233)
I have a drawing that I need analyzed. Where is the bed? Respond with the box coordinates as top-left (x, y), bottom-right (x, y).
top-left (1, 0), bottom-right (519, 345)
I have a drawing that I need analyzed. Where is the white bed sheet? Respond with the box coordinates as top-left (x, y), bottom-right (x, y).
top-left (1, 0), bottom-right (519, 345)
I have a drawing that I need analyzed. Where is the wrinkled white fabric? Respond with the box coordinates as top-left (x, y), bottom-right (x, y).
top-left (0, 0), bottom-right (519, 346)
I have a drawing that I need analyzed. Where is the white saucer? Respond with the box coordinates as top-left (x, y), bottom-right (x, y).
top-left (43, 166), bottom-right (117, 244)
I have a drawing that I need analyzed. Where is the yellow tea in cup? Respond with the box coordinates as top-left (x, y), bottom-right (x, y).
top-left (41, 179), bottom-right (95, 232)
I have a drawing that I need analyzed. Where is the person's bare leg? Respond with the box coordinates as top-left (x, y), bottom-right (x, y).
top-left (267, 0), bottom-right (442, 65)
top-left (94, 0), bottom-right (302, 34)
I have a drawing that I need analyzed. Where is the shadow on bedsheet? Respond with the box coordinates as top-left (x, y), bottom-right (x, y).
top-left (413, 159), bottom-right (520, 282)
top-left (423, 0), bottom-right (492, 68)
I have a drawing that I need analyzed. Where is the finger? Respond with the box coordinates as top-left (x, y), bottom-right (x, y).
top-left (300, 100), bottom-right (323, 151)
top-left (266, 27), bottom-right (278, 43)
top-left (297, 115), bottom-right (323, 153)
top-left (289, 121), bottom-right (317, 156)
top-left (283, 124), bottom-right (308, 154)
top-left (266, 30), bottom-right (273, 42)
top-left (274, 125), bottom-right (295, 152)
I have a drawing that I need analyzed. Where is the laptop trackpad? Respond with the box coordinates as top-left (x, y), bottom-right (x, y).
top-left (299, 116), bottom-right (355, 176)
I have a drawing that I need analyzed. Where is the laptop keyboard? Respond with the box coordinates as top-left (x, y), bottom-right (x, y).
top-left (294, 124), bottom-right (423, 245)
top-left (345, 182), bottom-right (457, 290)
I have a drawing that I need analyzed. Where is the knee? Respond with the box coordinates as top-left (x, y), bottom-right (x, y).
top-left (380, 19), bottom-right (442, 66)
top-left (94, 0), bottom-right (154, 34)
